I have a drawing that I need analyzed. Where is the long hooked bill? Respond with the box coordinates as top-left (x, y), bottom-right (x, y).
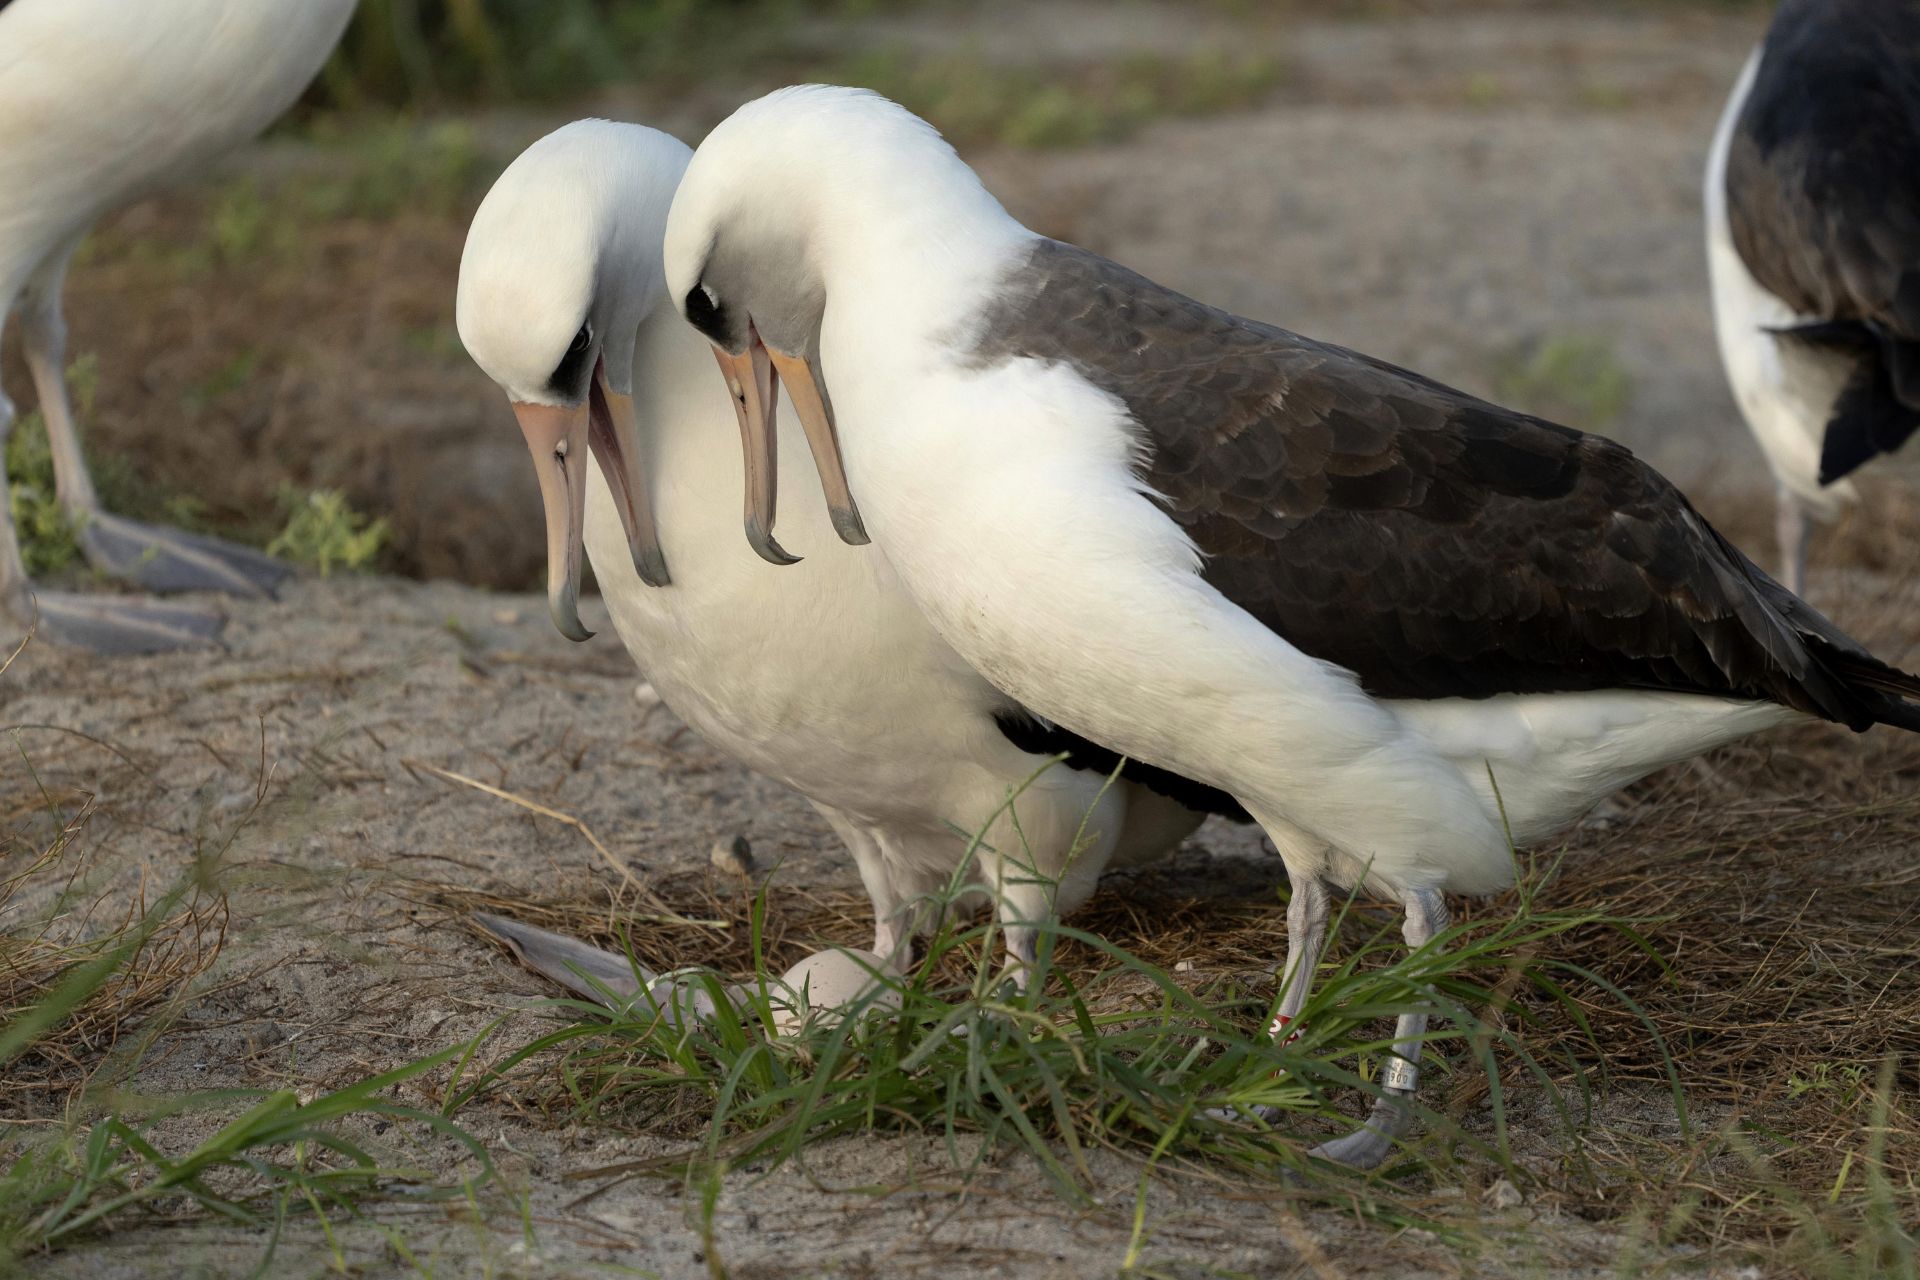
top-left (710, 325), bottom-right (868, 566)
top-left (765, 347), bottom-right (869, 546)
top-left (512, 364), bottom-right (669, 643)
top-left (710, 334), bottom-right (796, 566)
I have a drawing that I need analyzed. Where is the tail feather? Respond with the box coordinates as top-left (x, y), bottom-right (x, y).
top-left (1724, 538), bottom-right (1920, 733)
top-left (1812, 644), bottom-right (1920, 732)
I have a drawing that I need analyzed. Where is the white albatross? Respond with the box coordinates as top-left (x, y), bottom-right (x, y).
top-left (455, 121), bottom-right (1217, 977)
top-left (0, 0), bottom-right (359, 654)
top-left (1706, 0), bottom-right (1920, 593)
top-left (659, 85), bottom-right (1920, 1167)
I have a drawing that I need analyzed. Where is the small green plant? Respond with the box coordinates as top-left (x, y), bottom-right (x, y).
top-left (5, 355), bottom-right (102, 577)
top-left (1495, 334), bottom-right (1633, 431)
top-left (6, 411), bottom-right (83, 577)
top-left (1787, 1060), bottom-right (1872, 1106)
top-left (181, 349), bottom-right (263, 413)
top-left (1463, 72), bottom-right (1505, 107)
top-left (0, 1047), bottom-right (496, 1264)
top-left (312, 0), bottom-right (829, 109)
top-left (266, 487), bottom-right (390, 576)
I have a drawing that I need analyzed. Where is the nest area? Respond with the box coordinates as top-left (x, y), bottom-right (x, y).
top-left (419, 705), bottom-right (1920, 1195)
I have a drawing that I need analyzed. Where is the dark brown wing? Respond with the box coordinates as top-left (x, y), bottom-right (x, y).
top-left (1728, 0), bottom-right (1920, 346)
top-left (969, 238), bottom-right (1920, 730)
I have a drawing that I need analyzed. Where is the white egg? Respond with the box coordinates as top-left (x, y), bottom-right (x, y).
top-left (768, 947), bottom-right (902, 1035)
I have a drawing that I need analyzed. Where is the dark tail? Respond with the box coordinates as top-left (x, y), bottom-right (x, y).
top-left (1809, 644), bottom-right (1920, 732)
top-left (1746, 559), bottom-right (1920, 732)
top-left (1771, 320), bottom-right (1920, 485)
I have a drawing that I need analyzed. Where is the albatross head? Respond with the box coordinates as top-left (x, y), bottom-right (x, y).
top-left (663, 85), bottom-right (1007, 562)
top-left (456, 120), bottom-right (689, 640)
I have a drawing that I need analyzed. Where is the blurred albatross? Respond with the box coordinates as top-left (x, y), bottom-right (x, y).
top-left (660, 85), bottom-right (1920, 1167)
top-left (1706, 0), bottom-right (1920, 592)
top-left (0, 0), bottom-right (357, 652)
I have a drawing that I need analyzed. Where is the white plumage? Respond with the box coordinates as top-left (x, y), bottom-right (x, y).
top-left (1705, 50), bottom-right (1856, 592)
top-left (1705, 2), bottom-right (1920, 593)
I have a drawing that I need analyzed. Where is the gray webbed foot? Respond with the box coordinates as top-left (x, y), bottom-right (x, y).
top-left (27, 590), bottom-right (227, 654)
top-left (1308, 1088), bottom-right (1414, 1169)
top-left (472, 913), bottom-right (650, 1006)
top-left (81, 512), bottom-right (290, 597)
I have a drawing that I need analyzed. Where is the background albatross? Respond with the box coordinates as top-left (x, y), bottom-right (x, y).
top-left (1706, 0), bottom-right (1920, 592)
top-left (455, 120), bottom-right (1219, 981)
top-left (0, 0), bottom-right (358, 653)
top-left (661, 84), bottom-right (1920, 1168)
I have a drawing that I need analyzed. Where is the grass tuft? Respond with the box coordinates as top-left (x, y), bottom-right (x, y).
top-left (449, 851), bottom-right (1635, 1218)
top-left (0, 725), bottom-right (499, 1270)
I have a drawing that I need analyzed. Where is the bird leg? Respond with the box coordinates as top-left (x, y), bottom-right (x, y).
top-left (813, 803), bottom-right (933, 973)
top-left (1269, 875), bottom-right (1331, 1044)
top-left (17, 249), bottom-right (289, 600)
top-left (1775, 485), bottom-right (1809, 597)
top-left (1309, 885), bottom-right (1449, 1169)
top-left (0, 374), bottom-right (224, 654)
top-left (1204, 871), bottom-right (1331, 1128)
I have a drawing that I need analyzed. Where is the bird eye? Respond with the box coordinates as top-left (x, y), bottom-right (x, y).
top-left (684, 282), bottom-right (730, 344)
top-left (547, 321), bottom-right (596, 399)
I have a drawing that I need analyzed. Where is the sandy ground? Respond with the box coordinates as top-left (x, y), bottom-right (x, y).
top-left (6, 3), bottom-right (1920, 1277)
top-left (4, 576), bottom-right (1764, 1280)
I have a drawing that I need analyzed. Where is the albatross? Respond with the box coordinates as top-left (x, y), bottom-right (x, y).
top-left (456, 120), bottom-right (1217, 977)
top-left (1706, 0), bottom-right (1920, 593)
top-left (0, 0), bottom-right (356, 653)
top-left (660, 85), bottom-right (1920, 1167)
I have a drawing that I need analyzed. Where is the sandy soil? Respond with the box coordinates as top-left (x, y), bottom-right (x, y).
top-left (0, 577), bottom-right (1688, 1280)
top-left (6, 4), bottom-right (1920, 1277)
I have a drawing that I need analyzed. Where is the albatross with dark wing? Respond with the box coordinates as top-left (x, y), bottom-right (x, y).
top-left (1707, 0), bottom-right (1920, 592)
top-left (0, 0), bottom-right (357, 653)
top-left (661, 85), bottom-right (1920, 1168)
top-left (456, 121), bottom-right (1215, 979)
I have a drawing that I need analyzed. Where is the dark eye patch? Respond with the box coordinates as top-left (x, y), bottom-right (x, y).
top-left (683, 283), bottom-right (732, 346)
top-left (547, 322), bottom-right (594, 400)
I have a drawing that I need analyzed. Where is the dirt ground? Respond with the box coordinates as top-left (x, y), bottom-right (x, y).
top-left (7, 3), bottom-right (1920, 1278)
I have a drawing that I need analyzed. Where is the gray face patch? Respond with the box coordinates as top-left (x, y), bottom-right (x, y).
top-left (692, 228), bottom-right (827, 361)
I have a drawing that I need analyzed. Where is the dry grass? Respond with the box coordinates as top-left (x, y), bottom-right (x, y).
top-left (410, 694), bottom-right (1920, 1251)
top-left (0, 790), bottom-right (229, 1114)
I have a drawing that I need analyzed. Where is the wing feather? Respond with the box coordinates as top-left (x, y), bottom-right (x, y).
top-left (969, 238), bottom-right (1916, 728)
